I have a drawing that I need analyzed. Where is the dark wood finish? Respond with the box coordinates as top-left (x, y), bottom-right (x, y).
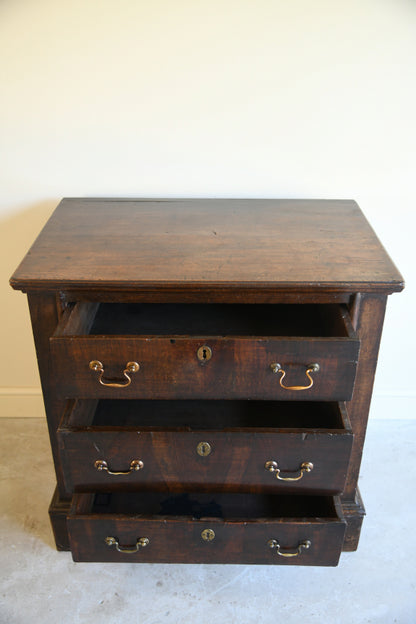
top-left (10, 199), bottom-right (404, 295)
top-left (60, 289), bottom-right (353, 305)
top-left (67, 398), bottom-right (350, 429)
top-left (341, 489), bottom-right (366, 551)
top-left (50, 301), bottom-right (359, 400)
top-left (343, 294), bottom-right (387, 498)
top-left (10, 198), bottom-right (404, 565)
top-left (48, 487), bottom-right (71, 551)
top-left (59, 301), bottom-right (99, 335)
top-left (58, 400), bottom-right (352, 495)
top-left (27, 293), bottom-right (69, 498)
top-left (50, 335), bottom-right (359, 401)
top-left (86, 302), bottom-right (354, 336)
top-left (67, 492), bottom-right (346, 565)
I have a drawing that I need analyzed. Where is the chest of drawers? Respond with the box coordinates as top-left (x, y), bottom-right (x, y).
top-left (10, 198), bottom-right (403, 565)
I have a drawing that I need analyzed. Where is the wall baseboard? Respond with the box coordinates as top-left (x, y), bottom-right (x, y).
top-left (0, 388), bottom-right (415, 420)
top-left (0, 387), bottom-right (44, 418)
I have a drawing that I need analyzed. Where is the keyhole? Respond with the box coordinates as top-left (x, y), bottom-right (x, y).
top-left (197, 441), bottom-right (212, 456)
top-left (197, 345), bottom-right (212, 362)
top-left (201, 528), bottom-right (215, 542)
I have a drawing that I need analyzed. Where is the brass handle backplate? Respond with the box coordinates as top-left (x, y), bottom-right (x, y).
top-left (268, 539), bottom-right (311, 557)
top-left (95, 459), bottom-right (144, 475)
top-left (89, 360), bottom-right (140, 388)
top-left (105, 536), bottom-right (149, 554)
top-left (265, 460), bottom-right (313, 481)
top-left (270, 362), bottom-right (319, 391)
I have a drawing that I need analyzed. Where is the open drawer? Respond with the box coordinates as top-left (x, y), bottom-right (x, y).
top-left (67, 491), bottom-right (346, 565)
top-left (50, 303), bottom-right (359, 400)
top-left (58, 399), bottom-right (353, 495)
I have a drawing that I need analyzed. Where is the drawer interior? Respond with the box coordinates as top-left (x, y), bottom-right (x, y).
top-left (74, 491), bottom-right (342, 521)
top-left (58, 302), bottom-right (355, 338)
top-left (63, 399), bottom-right (351, 432)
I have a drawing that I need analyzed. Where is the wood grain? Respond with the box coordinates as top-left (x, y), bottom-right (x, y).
top-left (68, 492), bottom-right (346, 565)
top-left (50, 335), bottom-right (359, 401)
top-left (10, 199), bottom-right (404, 294)
top-left (27, 293), bottom-right (69, 498)
top-left (343, 294), bottom-right (387, 498)
top-left (58, 400), bottom-right (353, 495)
top-left (10, 198), bottom-right (404, 562)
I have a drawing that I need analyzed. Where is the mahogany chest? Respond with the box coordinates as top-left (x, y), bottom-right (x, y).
top-left (10, 198), bottom-right (403, 565)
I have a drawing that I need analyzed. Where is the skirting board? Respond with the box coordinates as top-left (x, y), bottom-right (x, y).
top-left (0, 388), bottom-right (415, 420)
top-left (0, 388), bottom-right (44, 418)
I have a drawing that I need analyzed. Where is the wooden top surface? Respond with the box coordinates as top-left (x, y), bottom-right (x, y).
top-left (10, 198), bottom-right (404, 294)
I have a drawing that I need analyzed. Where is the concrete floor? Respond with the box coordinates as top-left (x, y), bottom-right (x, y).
top-left (0, 417), bottom-right (415, 624)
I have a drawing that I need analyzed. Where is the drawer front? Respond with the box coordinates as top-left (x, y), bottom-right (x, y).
top-left (50, 336), bottom-right (359, 400)
top-left (58, 429), bottom-right (353, 495)
top-left (67, 493), bottom-right (346, 565)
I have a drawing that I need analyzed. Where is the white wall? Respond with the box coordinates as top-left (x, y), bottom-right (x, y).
top-left (1, 0), bottom-right (414, 418)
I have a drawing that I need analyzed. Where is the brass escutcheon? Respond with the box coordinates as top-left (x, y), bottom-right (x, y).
top-left (201, 529), bottom-right (215, 542)
top-left (197, 345), bottom-right (212, 362)
top-left (197, 441), bottom-right (212, 457)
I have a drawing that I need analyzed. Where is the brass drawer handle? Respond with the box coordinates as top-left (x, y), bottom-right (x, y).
top-left (105, 536), bottom-right (149, 554)
top-left (94, 459), bottom-right (144, 475)
top-left (270, 362), bottom-right (319, 390)
top-left (265, 460), bottom-right (313, 481)
top-left (89, 360), bottom-right (140, 388)
top-left (268, 539), bottom-right (311, 557)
